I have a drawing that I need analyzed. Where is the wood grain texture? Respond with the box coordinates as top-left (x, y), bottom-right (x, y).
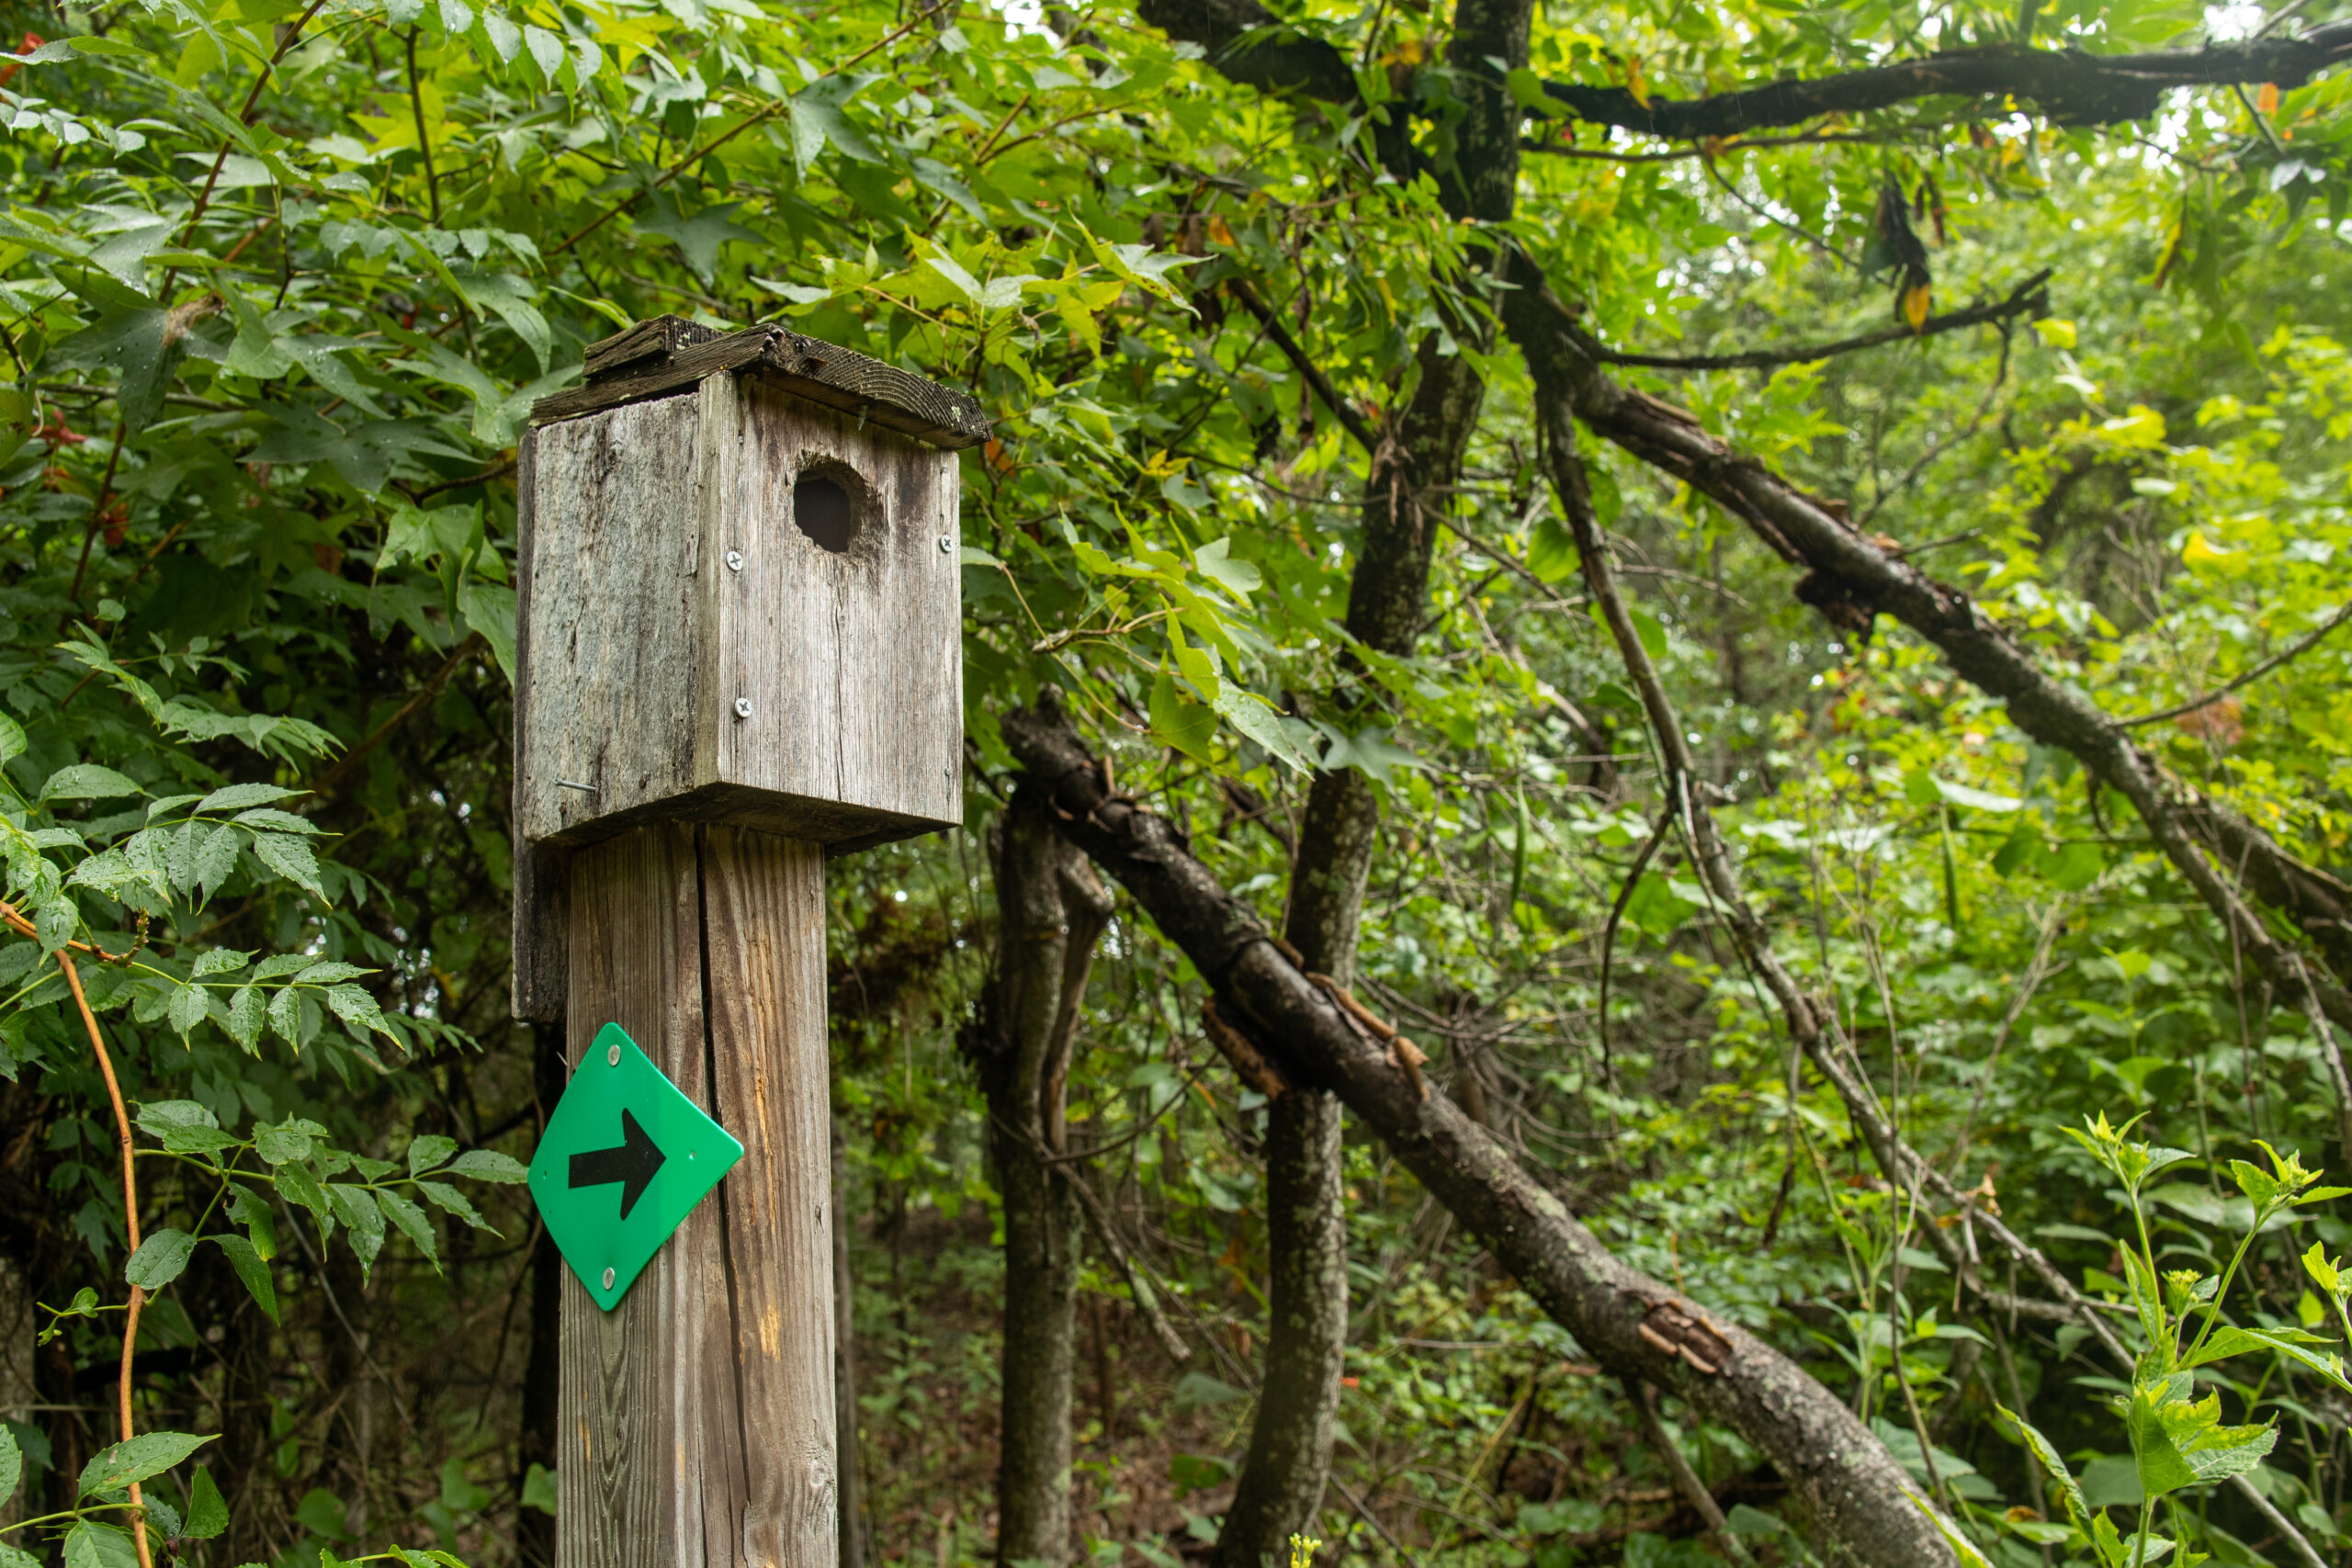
top-left (532, 321), bottom-right (990, 450)
top-left (558, 823), bottom-right (838, 1568)
top-left (719, 379), bottom-right (963, 832)
top-left (699, 828), bottom-right (838, 1564)
top-left (515, 374), bottom-right (962, 856)
top-left (516, 392), bottom-right (714, 847)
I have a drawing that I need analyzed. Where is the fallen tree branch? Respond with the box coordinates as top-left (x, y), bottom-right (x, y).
top-left (1000, 689), bottom-right (1959, 1568)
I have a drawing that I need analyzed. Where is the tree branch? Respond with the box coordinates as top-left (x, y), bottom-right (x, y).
top-left (999, 690), bottom-right (1960, 1568)
top-left (1137, 0), bottom-right (2350, 135)
top-left (1541, 24), bottom-right (2352, 135)
top-left (1594, 269), bottom-right (2049, 372)
top-left (2119, 597), bottom-right (2352, 728)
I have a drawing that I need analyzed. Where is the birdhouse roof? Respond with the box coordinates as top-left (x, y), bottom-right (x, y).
top-left (529, 314), bottom-right (992, 450)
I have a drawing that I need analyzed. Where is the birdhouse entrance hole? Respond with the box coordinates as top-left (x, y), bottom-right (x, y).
top-left (794, 471), bottom-right (857, 554)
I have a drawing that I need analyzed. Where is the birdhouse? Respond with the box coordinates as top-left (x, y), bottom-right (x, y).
top-left (514, 316), bottom-right (984, 857)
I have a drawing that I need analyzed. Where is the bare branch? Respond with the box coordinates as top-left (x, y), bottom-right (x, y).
top-left (1594, 269), bottom-right (2050, 373)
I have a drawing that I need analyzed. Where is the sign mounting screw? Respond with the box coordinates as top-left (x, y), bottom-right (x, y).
top-left (725, 549), bottom-right (744, 572)
top-left (937, 535), bottom-right (953, 554)
top-left (608, 1043), bottom-right (621, 1066)
top-left (733, 697), bottom-right (753, 720)
top-left (602, 1267), bottom-right (616, 1291)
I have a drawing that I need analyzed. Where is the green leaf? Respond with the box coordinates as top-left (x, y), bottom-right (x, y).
top-left (448, 1148), bottom-right (528, 1183)
top-left (324, 984), bottom-right (389, 1036)
top-left (1192, 536), bottom-right (1261, 596)
top-left (0, 1423), bottom-right (17, 1508)
top-left (327, 1184), bottom-right (386, 1277)
top-left (1527, 516), bottom-right (1578, 583)
top-left (1931, 777), bottom-right (2022, 813)
top-left (1996, 1404), bottom-right (2089, 1526)
top-left (182, 1466), bottom-right (228, 1539)
top-left (191, 947), bottom-right (252, 977)
top-left (637, 192), bottom-right (763, 283)
top-left (167, 983), bottom-right (208, 1036)
top-left (416, 1180), bottom-right (495, 1232)
top-left (62, 1522), bottom-right (138, 1568)
top-left (197, 784), bottom-right (301, 813)
top-left (254, 1121), bottom-right (313, 1164)
top-left (40, 764), bottom-right (141, 802)
top-left (377, 1188), bottom-right (438, 1267)
top-left (225, 984), bottom-right (265, 1050)
top-left (407, 1134), bottom-right (458, 1175)
top-left (1148, 672), bottom-right (1217, 762)
top-left (124, 1228), bottom-right (196, 1290)
top-left (250, 831), bottom-right (325, 898)
top-left (2185, 1325), bottom-right (2351, 1393)
top-left (135, 1099), bottom-right (218, 1134)
top-left (210, 1234), bottom-right (277, 1321)
top-left (78, 1430), bottom-right (215, 1495)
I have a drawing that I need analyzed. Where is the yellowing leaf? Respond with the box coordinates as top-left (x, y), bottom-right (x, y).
top-left (1901, 284), bottom-right (1931, 333)
top-left (1626, 52), bottom-right (1648, 107)
top-left (2256, 81), bottom-right (2279, 116)
top-left (2031, 318), bottom-right (2075, 348)
top-left (2182, 531), bottom-right (2234, 567)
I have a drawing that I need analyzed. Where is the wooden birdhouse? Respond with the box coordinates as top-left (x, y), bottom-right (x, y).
top-left (514, 315), bottom-right (984, 856)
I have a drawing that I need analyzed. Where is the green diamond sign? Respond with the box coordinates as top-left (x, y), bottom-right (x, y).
top-left (528, 1022), bottom-right (744, 1311)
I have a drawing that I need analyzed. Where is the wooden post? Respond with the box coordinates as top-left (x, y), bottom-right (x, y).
top-left (513, 318), bottom-right (985, 1568)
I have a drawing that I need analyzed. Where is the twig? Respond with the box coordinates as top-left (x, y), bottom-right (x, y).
top-left (1595, 804), bottom-right (1675, 1089)
top-left (1225, 276), bottom-right (1381, 456)
top-left (59, 950), bottom-right (157, 1568)
top-left (405, 28), bottom-right (441, 226)
top-left (2119, 599), bottom-right (2352, 728)
top-left (549, 9), bottom-right (935, 257)
top-left (1596, 269), bottom-right (2050, 372)
top-left (1630, 1381), bottom-right (1753, 1564)
top-left (303, 631), bottom-right (487, 800)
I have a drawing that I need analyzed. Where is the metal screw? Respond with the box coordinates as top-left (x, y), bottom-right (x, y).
top-left (557, 779), bottom-right (599, 795)
top-left (725, 549), bottom-right (744, 572)
top-left (607, 1043), bottom-right (621, 1066)
top-left (733, 697), bottom-right (753, 720)
top-left (601, 1267), bottom-right (616, 1291)
top-left (937, 535), bottom-right (953, 554)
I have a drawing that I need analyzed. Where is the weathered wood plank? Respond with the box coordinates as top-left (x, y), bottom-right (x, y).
top-left (557, 824), bottom-right (838, 1568)
top-left (530, 321), bottom-right (991, 451)
top-left (584, 314), bottom-right (722, 380)
top-left (514, 393), bottom-right (713, 848)
top-left (719, 382), bottom-right (962, 833)
top-left (700, 828), bottom-right (837, 1563)
top-left (559, 824), bottom-right (727, 1568)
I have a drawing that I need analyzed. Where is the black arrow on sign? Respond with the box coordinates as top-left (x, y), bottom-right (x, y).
top-left (569, 1109), bottom-right (666, 1220)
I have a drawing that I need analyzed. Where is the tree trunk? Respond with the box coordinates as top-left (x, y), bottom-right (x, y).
top-left (1221, 0), bottom-right (1532, 1551)
top-left (967, 786), bottom-right (1114, 1568)
top-left (1001, 693), bottom-right (1957, 1568)
top-left (1212, 1090), bottom-right (1346, 1568)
